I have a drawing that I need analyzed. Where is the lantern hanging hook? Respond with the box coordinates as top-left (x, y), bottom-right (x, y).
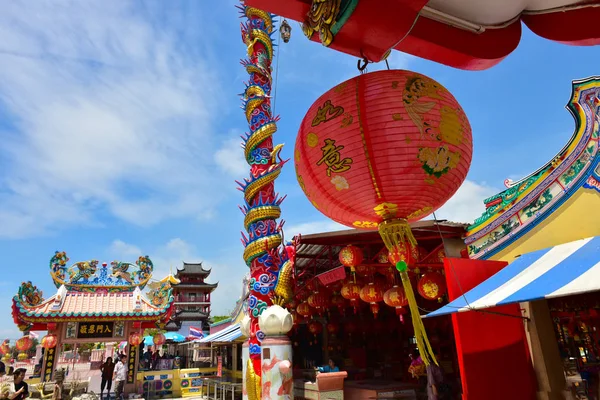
top-left (357, 50), bottom-right (370, 73)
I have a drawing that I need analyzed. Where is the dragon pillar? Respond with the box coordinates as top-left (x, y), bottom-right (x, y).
top-left (237, 3), bottom-right (295, 400)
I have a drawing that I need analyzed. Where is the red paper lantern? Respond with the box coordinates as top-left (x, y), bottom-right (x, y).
top-left (308, 291), bottom-right (331, 313)
top-left (339, 245), bottom-right (363, 271)
top-left (355, 265), bottom-right (376, 278)
top-left (153, 333), bottom-right (166, 346)
top-left (297, 301), bottom-right (313, 318)
top-left (384, 285), bottom-right (409, 322)
top-left (360, 283), bottom-right (385, 318)
top-left (129, 331), bottom-right (143, 346)
top-left (41, 334), bottom-right (58, 350)
top-left (331, 294), bottom-right (346, 314)
top-left (0, 340), bottom-right (10, 355)
top-left (15, 336), bottom-right (33, 352)
top-left (388, 241), bottom-right (419, 268)
top-left (308, 320), bottom-right (323, 337)
top-left (417, 272), bottom-right (447, 302)
top-left (294, 69), bottom-right (472, 230)
top-left (340, 281), bottom-right (361, 313)
top-left (326, 321), bottom-right (340, 336)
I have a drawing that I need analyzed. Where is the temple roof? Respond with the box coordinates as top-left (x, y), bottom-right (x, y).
top-left (173, 310), bottom-right (209, 320)
top-left (13, 289), bottom-right (174, 324)
top-left (172, 282), bottom-right (218, 292)
top-left (176, 262), bottom-right (211, 277)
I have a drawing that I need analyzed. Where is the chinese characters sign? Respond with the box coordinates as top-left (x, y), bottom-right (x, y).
top-left (76, 322), bottom-right (114, 339)
top-left (127, 345), bottom-right (137, 384)
top-left (317, 138), bottom-right (353, 176)
top-left (42, 347), bottom-right (57, 382)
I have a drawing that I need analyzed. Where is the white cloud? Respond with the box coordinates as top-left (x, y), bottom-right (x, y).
top-left (215, 135), bottom-right (247, 178)
top-left (285, 220), bottom-right (349, 237)
top-left (0, 1), bottom-right (228, 238)
top-left (433, 180), bottom-right (498, 224)
top-left (107, 238), bottom-right (247, 317)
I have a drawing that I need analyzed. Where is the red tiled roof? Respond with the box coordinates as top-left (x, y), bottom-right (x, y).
top-left (13, 291), bottom-right (172, 323)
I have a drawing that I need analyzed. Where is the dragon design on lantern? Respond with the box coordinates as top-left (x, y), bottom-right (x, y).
top-left (237, 3), bottom-right (295, 396)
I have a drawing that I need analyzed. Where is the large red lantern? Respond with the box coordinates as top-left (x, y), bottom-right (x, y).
top-left (359, 283), bottom-right (385, 318)
top-left (417, 272), bottom-right (448, 302)
top-left (295, 69), bottom-right (471, 366)
top-left (294, 70), bottom-right (472, 231)
top-left (340, 281), bottom-right (361, 313)
top-left (41, 334), bottom-right (58, 350)
top-left (384, 286), bottom-right (409, 322)
top-left (153, 333), bottom-right (166, 346)
top-left (297, 301), bottom-right (313, 318)
top-left (16, 336), bottom-right (33, 352)
top-left (338, 245), bottom-right (363, 272)
top-left (129, 331), bottom-right (143, 346)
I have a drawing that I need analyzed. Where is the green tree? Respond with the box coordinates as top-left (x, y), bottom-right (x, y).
top-left (210, 315), bottom-right (230, 323)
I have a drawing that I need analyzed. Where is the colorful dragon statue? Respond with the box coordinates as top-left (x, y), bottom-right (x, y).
top-left (17, 281), bottom-right (43, 307)
top-left (237, 3), bottom-right (295, 398)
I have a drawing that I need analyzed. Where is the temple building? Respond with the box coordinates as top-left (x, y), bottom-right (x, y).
top-left (165, 262), bottom-right (218, 334)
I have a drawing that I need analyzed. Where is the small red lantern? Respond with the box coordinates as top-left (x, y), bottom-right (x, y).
top-left (355, 265), bottom-right (376, 278)
top-left (297, 301), bottom-right (313, 318)
top-left (153, 333), bottom-right (166, 346)
top-left (384, 285), bottom-right (409, 322)
top-left (308, 320), bottom-right (323, 337)
top-left (360, 283), bottom-right (385, 318)
top-left (331, 294), bottom-right (346, 314)
top-left (41, 334), bottom-right (58, 350)
top-left (129, 331), bottom-right (143, 346)
top-left (339, 245), bottom-right (363, 272)
top-left (308, 291), bottom-right (331, 313)
top-left (388, 242), bottom-right (419, 269)
top-left (0, 340), bottom-right (10, 355)
top-left (417, 272), bottom-right (447, 302)
top-left (16, 336), bottom-right (33, 352)
top-left (326, 321), bottom-right (340, 336)
top-left (340, 281), bottom-right (361, 313)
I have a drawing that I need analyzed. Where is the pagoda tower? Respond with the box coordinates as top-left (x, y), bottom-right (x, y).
top-left (165, 262), bottom-right (218, 333)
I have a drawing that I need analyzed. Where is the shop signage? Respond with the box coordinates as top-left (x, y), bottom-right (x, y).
top-left (217, 356), bottom-right (222, 377)
top-left (76, 322), bottom-right (114, 339)
top-left (42, 347), bottom-right (57, 382)
top-left (317, 266), bottom-right (346, 286)
top-left (127, 345), bottom-right (137, 384)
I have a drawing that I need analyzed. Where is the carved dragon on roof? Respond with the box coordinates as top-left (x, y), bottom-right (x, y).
top-left (49, 251), bottom-right (155, 292)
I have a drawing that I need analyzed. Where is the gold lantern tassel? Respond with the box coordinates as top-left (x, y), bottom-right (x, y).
top-left (378, 218), bottom-right (438, 367)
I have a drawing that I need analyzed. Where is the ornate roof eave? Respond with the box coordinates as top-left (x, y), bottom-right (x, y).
top-left (465, 77), bottom-right (600, 259)
top-left (172, 282), bottom-right (219, 292)
top-left (176, 261), bottom-right (212, 276)
top-left (11, 290), bottom-right (175, 324)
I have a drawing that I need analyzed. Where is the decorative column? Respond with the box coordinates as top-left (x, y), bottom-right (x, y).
top-left (237, 3), bottom-right (294, 400)
top-left (259, 306), bottom-right (294, 400)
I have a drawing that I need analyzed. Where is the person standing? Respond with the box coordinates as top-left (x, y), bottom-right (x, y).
top-left (113, 355), bottom-right (126, 400)
top-left (100, 357), bottom-right (115, 400)
top-left (426, 359), bottom-right (445, 400)
top-left (8, 368), bottom-right (28, 400)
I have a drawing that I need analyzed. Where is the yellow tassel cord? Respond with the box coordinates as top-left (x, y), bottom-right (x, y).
top-left (246, 359), bottom-right (262, 400)
top-left (378, 219), bottom-right (438, 367)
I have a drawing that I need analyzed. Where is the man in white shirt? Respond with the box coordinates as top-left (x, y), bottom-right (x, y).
top-left (113, 354), bottom-right (127, 400)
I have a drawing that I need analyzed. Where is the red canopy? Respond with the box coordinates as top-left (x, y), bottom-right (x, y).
top-left (246, 0), bottom-right (600, 70)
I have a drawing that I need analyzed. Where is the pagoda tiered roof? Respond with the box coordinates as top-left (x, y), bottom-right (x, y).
top-left (176, 261), bottom-right (212, 277)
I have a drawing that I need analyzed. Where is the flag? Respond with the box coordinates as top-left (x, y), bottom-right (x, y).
top-left (189, 326), bottom-right (204, 339)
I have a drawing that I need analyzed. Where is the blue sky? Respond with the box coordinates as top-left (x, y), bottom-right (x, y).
top-left (0, 0), bottom-right (599, 339)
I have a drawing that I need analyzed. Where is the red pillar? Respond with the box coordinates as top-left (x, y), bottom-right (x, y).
top-left (443, 258), bottom-right (536, 400)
